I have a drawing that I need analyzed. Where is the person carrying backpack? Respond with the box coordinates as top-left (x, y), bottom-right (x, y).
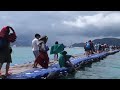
top-left (0, 26), bottom-right (17, 76)
top-left (84, 41), bottom-right (91, 56)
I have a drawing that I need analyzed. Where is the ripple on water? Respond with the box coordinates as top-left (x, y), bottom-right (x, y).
top-left (68, 52), bottom-right (120, 79)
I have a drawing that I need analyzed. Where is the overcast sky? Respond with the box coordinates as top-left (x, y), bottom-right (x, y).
top-left (0, 11), bottom-right (120, 46)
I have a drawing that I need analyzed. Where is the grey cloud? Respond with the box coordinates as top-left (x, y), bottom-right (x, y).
top-left (0, 11), bottom-right (120, 46)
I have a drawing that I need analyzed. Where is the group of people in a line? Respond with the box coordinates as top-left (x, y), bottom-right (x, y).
top-left (110, 46), bottom-right (120, 50)
top-left (32, 33), bottom-right (75, 70)
top-left (0, 25), bottom-right (75, 77)
top-left (0, 26), bottom-right (120, 77)
top-left (84, 40), bottom-right (119, 57)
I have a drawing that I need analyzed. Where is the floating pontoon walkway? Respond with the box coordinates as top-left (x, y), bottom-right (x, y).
top-left (7, 50), bottom-right (119, 79)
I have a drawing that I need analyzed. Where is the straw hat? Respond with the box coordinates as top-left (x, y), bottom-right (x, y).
top-left (39, 35), bottom-right (48, 42)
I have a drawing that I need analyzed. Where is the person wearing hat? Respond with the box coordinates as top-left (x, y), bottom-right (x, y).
top-left (34, 35), bottom-right (49, 68)
top-left (58, 51), bottom-right (75, 68)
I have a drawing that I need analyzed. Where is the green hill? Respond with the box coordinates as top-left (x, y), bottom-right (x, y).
top-left (72, 38), bottom-right (120, 47)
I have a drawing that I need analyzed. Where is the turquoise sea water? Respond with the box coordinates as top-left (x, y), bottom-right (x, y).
top-left (10, 47), bottom-right (120, 79)
top-left (11, 47), bottom-right (84, 66)
top-left (69, 51), bottom-right (120, 79)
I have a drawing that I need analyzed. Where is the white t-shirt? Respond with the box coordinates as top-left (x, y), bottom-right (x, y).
top-left (32, 38), bottom-right (39, 51)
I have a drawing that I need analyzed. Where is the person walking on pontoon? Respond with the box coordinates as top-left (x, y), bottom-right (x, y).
top-left (34, 36), bottom-right (49, 68)
top-left (32, 34), bottom-right (41, 68)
